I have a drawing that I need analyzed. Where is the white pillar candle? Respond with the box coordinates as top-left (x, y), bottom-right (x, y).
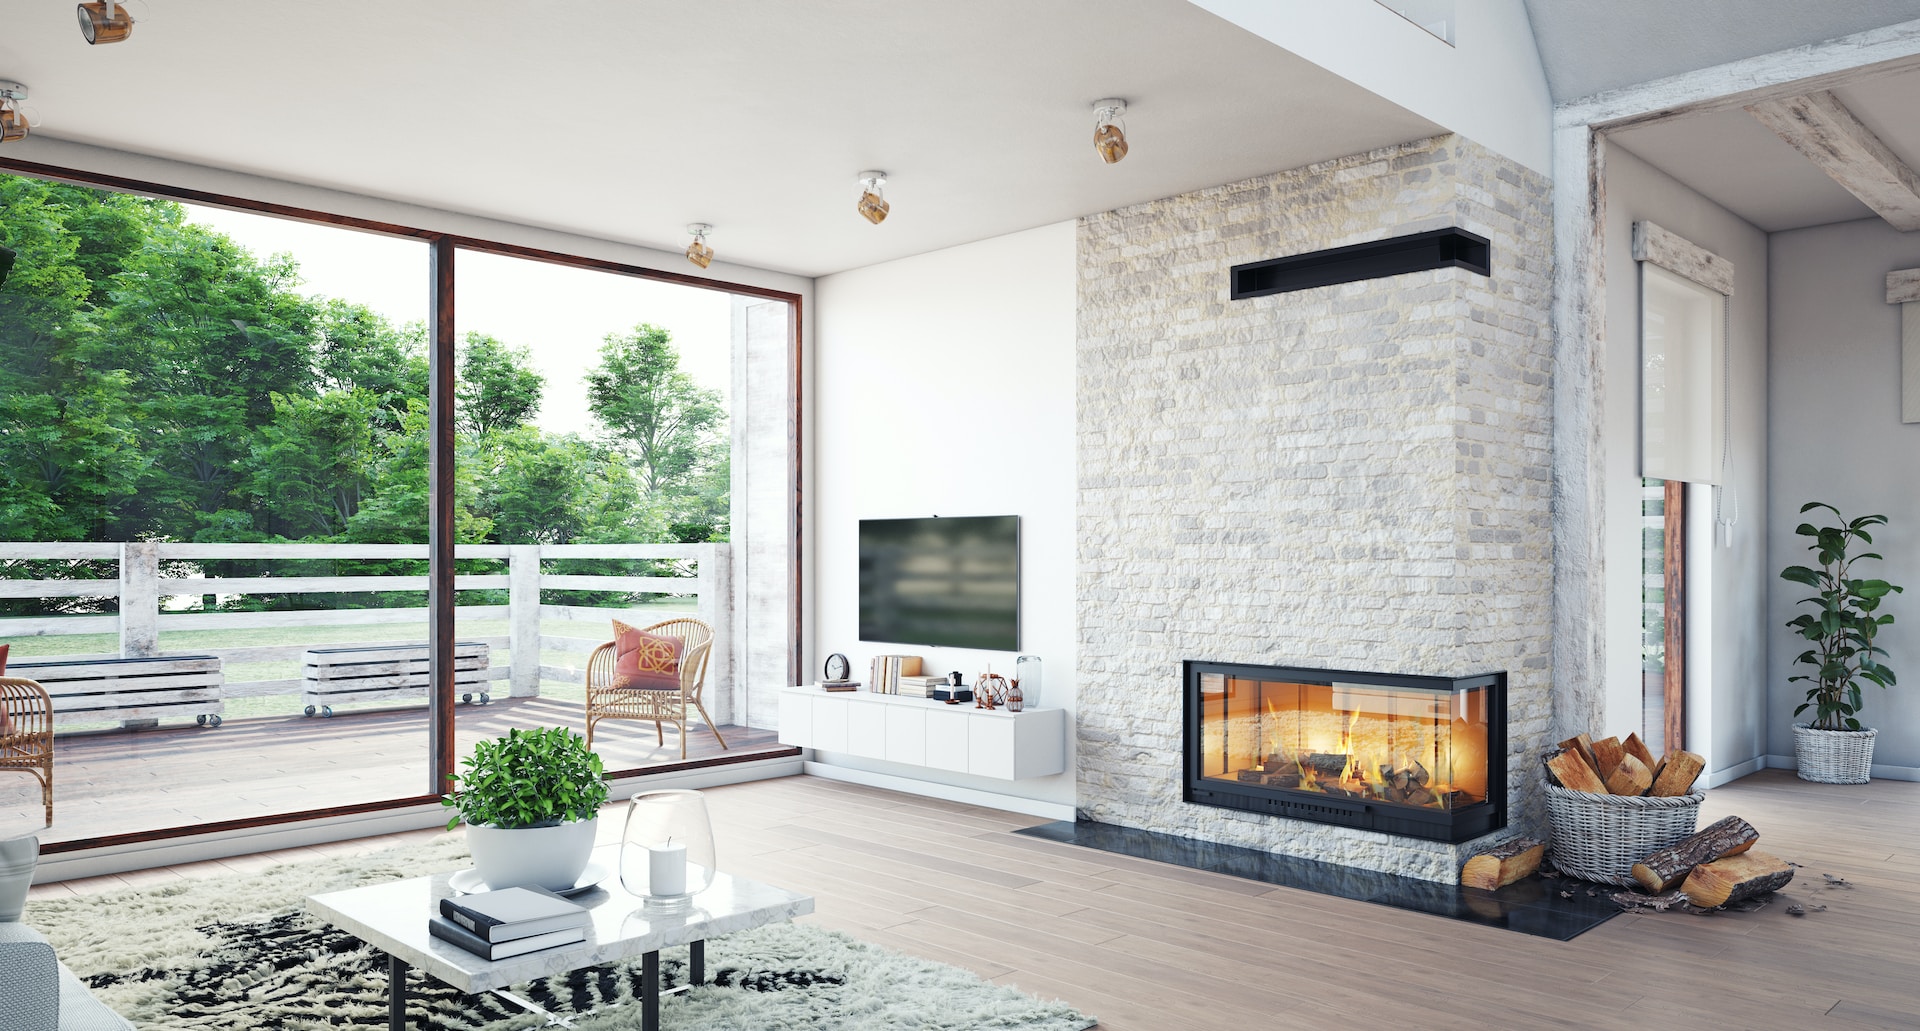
top-left (648, 840), bottom-right (687, 896)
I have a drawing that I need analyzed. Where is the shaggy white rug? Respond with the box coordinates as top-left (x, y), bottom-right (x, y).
top-left (29, 834), bottom-right (1096, 1030)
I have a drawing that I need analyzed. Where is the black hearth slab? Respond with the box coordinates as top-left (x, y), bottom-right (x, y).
top-left (1013, 820), bottom-right (1618, 941)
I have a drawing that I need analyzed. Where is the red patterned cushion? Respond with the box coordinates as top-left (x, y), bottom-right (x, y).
top-left (610, 620), bottom-right (683, 692)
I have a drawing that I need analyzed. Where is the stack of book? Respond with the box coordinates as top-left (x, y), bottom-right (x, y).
top-left (867, 655), bottom-right (922, 694)
top-left (429, 886), bottom-right (590, 960)
top-left (895, 674), bottom-right (948, 699)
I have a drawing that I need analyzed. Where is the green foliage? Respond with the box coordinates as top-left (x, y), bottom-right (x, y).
top-left (1782, 502), bottom-right (1903, 732)
top-left (458, 332), bottom-right (545, 436)
top-left (442, 726), bottom-right (609, 830)
top-left (585, 323), bottom-right (725, 496)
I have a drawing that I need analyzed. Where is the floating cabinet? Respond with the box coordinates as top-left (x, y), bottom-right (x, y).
top-left (778, 688), bottom-right (1065, 780)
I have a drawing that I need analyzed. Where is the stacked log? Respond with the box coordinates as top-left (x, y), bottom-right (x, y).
top-left (1544, 739), bottom-right (1704, 798)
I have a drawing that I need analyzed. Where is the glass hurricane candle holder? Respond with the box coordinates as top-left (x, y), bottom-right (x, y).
top-left (619, 789), bottom-right (717, 900)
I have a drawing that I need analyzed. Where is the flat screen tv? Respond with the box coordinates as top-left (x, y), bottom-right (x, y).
top-left (859, 515), bottom-right (1019, 651)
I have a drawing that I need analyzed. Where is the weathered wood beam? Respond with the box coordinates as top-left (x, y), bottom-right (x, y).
top-left (1747, 91), bottom-right (1920, 231)
top-left (1632, 221), bottom-right (1736, 295)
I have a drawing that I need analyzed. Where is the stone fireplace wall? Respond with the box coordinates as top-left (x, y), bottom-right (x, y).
top-left (1075, 134), bottom-right (1553, 881)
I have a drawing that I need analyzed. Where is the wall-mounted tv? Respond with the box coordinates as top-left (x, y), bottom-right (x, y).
top-left (859, 515), bottom-right (1019, 651)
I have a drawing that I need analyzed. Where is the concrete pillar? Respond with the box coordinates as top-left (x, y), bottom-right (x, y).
top-left (508, 544), bottom-right (542, 697)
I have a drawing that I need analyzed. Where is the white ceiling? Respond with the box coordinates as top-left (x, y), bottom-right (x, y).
top-left (1608, 64), bottom-right (1920, 234)
top-left (0, 0), bottom-right (1441, 278)
top-left (1522, 0), bottom-right (1920, 102)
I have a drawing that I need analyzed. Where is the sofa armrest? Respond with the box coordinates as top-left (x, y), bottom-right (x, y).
top-left (0, 924), bottom-right (61, 1031)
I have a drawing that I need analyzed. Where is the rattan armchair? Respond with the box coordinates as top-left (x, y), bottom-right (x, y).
top-left (0, 677), bottom-right (53, 825)
top-left (584, 617), bottom-right (727, 759)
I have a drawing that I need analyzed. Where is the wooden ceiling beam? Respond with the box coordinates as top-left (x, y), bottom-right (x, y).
top-left (1747, 90), bottom-right (1920, 231)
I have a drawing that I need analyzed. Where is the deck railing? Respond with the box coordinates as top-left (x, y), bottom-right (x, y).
top-left (0, 541), bottom-right (732, 708)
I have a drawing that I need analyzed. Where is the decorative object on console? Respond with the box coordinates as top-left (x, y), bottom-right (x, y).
top-left (1006, 680), bottom-right (1024, 712)
top-left (974, 670), bottom-right (1009, 709)
top-left (1781, 502), bottom-right (1902, 783)
top-left (934, 669), bottom-right (973, 703)
top-left (442, 726), bottom-right (608, 892)
top-left (868, 654), bottom-right (922, 694)
top-left (824, 652), bottom-right (850, 683)
top-left (1014, 654), bottom-right (1041, 707)
top-left (620, 789), bottom-right (717, 900)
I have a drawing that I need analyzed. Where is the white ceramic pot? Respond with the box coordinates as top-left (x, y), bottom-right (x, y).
top-left (466, 817), bottom-right (597, 892)
top-left (1793, 723), bottom-right (1877, 784)
top-left (0, 835), bottom-right (37, 922)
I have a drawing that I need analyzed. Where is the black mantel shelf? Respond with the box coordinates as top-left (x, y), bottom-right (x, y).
top-left (1230, 227), bottom-right (1491, 300)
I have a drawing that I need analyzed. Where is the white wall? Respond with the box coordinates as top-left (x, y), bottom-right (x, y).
top-left (1601, 143), bottom-right (1770, 782)
top-left (1192, 0), bottom-right (1552, 174)
top-left (1768, 218), bottom-right (1920, 777)
top-left (811, 222), bottom-right (1077, 809)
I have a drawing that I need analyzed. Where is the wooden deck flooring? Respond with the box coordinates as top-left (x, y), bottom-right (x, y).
top-left (26, 769), bottom-right (1920, 1030)
top-left (0, 696), bottom-right (784, 847)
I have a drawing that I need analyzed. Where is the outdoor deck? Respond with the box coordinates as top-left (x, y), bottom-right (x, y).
top-left (0, 697), bottom-right (786, 847)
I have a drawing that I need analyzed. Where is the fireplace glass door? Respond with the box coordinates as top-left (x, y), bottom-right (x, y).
top-left (1195, 669), bottom-right (1495, 814)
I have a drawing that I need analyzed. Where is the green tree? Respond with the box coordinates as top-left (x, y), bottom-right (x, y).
top-left (245, 389), bottom-right (379, 539)
top-left (584, 323), bottom-right (723, 495)
top-left (458, 332), bottom-right (544, 436)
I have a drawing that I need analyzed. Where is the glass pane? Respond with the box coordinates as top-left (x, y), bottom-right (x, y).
top-left (1642, 478), bottom-right (1667, 756)
top-left (0, 174), bottom-right (432, 844)
top-left (1641, 262), bottom-right (1724, 483)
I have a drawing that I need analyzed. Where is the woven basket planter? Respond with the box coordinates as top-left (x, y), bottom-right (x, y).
top-left (1793, 723), bottom-right (1877, 784)
top-left (1545, 784), bottom-right (1704, 886)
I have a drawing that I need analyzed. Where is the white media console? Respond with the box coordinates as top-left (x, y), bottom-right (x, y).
top-left (777, 687), bottom-right (1066, 780)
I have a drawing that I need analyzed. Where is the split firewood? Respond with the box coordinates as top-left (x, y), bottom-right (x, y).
top-left (1545, 747), bottom-right (1609, 794)
top-left (1406, 759), bottom-right (1429, 788)
top-left (1622, 732), bottom-right (1658, 772)
top-left (1591, 736), bottom-right (1626, 780)
top-left (1460, 837), bottom-right (1547, 891)
top-left (1649, 749), bottom-right (1706, 796)
top-left (1604, 752), bottom-right (1654, 796)
top-left (1555, 733), bottom-right (1601, 776)
top-left (1302, 753), bottom-right (1350, 777)
top-left (1680, 850), bottom-right (1794, 909)
top-left (1631, 816), bottom-right (1759, 893)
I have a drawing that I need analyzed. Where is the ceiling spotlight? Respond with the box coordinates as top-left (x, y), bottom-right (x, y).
top-left (1092, 98), bottom-right (1129, 164)
top-left (856, 171), bottom-right (890, 225)
top-left (0, 81), bottom-right (28, 145)
top-left (77, 1), bottom-right (135, 44)
top-left (684, 223), bottom-right (714, 269)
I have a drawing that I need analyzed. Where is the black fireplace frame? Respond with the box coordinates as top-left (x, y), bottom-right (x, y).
top-left (1182, 661), bottom-right (1507, 843)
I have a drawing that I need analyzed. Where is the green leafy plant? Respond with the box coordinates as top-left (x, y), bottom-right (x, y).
top-left (1783, 503), bottom-right (1903, 732)
top-left (442, 726), bottom-right (608, 830)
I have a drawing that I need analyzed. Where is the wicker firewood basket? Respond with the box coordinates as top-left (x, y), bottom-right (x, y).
top-left (1545, 783), bottom-right (1704, 886)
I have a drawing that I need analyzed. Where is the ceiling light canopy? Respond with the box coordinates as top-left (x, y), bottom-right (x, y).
top-left (0, 81), bottom-right (29, 145)
top-left (685, 223), bottom-right (714, 269)
top-left (856, 171), bottom-right (889, 225)
top-left (77, 1), bottom-right (134, 44)
top-left (1092, 98), bottom-right (1129, 164)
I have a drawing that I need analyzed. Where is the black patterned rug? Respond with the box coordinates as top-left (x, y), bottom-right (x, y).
top-left (30, 836), bottom-right (1094, 1030)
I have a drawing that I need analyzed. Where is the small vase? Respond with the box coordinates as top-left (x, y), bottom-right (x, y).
top-left (1793, 723), bottom-right (1877, 784)
top-left (0, 835), bottom-right (38, 922)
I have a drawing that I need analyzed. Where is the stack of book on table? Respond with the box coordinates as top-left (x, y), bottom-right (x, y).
top-left (429, 886), bottom-right (590, 960)
top-left (895, 674), bottom-right (948, 699)
top-left (867, 654), bottom-right (922, 694)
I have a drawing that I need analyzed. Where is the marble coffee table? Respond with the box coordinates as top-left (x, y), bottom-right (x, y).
top-left (307, 848), bottom-right (814, 1031)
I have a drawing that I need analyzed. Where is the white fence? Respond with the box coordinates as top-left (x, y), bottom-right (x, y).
top-left (0, 542), bottom-right (732, 708)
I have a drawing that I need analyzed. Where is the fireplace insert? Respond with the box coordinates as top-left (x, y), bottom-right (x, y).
top-left (1183, 662), bottom-right (1505, 843)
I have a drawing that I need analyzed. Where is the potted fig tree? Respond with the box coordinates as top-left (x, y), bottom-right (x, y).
top-left (1782, 503), bottom-right (1903, 784)
top-left (443, 726), bottom-right (609, 890)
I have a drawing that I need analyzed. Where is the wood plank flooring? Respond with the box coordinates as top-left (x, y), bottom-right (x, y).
top-left (0, 696), bottom-right (785, 846)
top-left (26, 769), bottom-right (1920, 1030)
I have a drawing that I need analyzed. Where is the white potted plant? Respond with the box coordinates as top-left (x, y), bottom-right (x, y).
top-left (442, 726), bottom-right (609, 890)
top-left (1782, 502), bottom-right (1903, 784)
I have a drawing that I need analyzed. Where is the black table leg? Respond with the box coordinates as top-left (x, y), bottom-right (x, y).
top-left (691, 939), bottom-right (705, 984)
top-left (387, 953), bottom-right (408, 1031)
top-left (642, 949), bottom-right (660, 1031)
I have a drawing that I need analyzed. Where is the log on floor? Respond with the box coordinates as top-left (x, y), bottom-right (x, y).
top-left (1461, 837), bottom-right (1546, 891)
top-left (1681, 850), bottom-right (1794, 908)
top-left (1632, 815), bottom-right (1760, 893)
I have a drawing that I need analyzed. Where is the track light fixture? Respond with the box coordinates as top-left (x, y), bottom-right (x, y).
top-left (684, 223), bottom-right (714, 269)
top-left (77, 1), bottom-right (135, 44)
top-left (856, 171), bottom-right (890, 225)
top-left (1092, 99), bottom-right (1129, 164)
top-left (0, 81), bottom-right (29, 145)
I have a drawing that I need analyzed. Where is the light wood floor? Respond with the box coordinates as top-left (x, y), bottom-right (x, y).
top-left (0, 696), bottom-right (785, 846)
top-left (27, 769), bottom-right (1920, 1030)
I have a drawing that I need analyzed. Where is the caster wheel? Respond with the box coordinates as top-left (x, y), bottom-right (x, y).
top-left (480, 693), bottom-right (491, 705)
top-left (462, 692), bottom-right (473, 704)
top-left (322, 706), bottom-right (334, 718)
top-left (209, 715), bottom-right (222, 728)
top-left (305, 705), bottom-right (316, 717)
top-left (196, 714), bottom-right (207, 726)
